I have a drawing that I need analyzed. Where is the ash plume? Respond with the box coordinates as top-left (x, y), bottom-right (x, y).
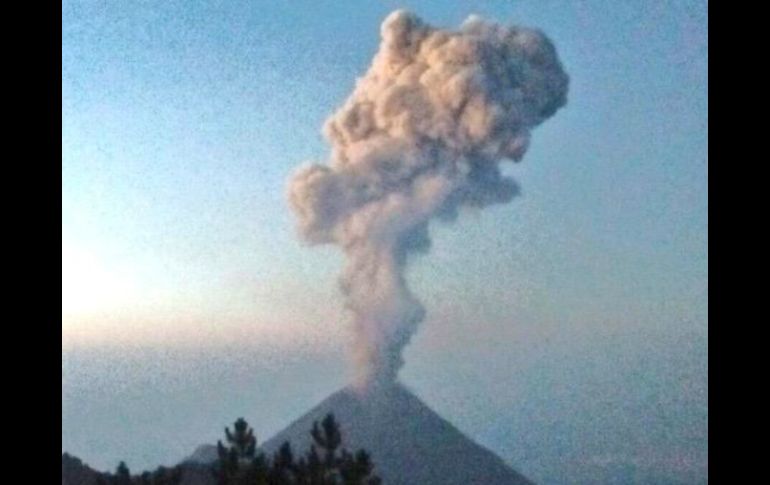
top-left (288, 10), bottom-right (569, 390)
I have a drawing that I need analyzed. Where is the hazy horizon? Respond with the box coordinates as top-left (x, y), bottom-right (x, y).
top-left (63, 1), bottom-right (707, 483)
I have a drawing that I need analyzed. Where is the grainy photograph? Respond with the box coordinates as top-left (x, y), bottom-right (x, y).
top-left (62, 1), bottom-right (708, 484)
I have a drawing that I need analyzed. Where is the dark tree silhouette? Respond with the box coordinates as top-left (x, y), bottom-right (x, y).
top-left (139, 471), bottom-right (153, 485)
top-left (115, 462), bottom-right (131, 485)
top-left (301, 413), bottom-right (381, 485)
top-left (269, 442), bottom-right (297, 485)
top-left (304, 445), bottom-right (324, 484)
top-left (217, 417), bottom-right (270, 485)
top-left (220, 418), bottom-right (257, 463)
top-left (88, 462), bottom-right (183, 485)
top-left (65, 414), bottom-right (379, 485)
top-left (211, 413), bottom-right (380, 485)
top-left (339, 450), bottom-right (380, 485)
top-left (151, 465), bottom-right (183, 485)
top-left (242, 453), bottom-right (270, 485)
top-left (312, 414), bottom-right (342, 471)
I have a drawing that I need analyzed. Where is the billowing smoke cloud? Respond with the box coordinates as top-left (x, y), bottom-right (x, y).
top-left (288, 10), bottom-right (568, 390)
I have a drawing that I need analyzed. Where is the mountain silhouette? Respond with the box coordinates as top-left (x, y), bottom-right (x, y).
top-left (259, 382), bottom-right (533, 485)
top-left (185, 383), bottom-right (533, 484)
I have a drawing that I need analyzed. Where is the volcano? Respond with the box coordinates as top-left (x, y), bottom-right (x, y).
top-left (188, 383), bottom-right (534, 484)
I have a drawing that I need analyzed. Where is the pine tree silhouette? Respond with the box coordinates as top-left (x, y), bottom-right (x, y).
top-left (69, 414), bottom-right (380, 485)
top-left (242, 452), bottom-right (270, 485)
top-left (139, 470), bottom-right (153, 485)
top-left (311, 414), bottom-right (342, 471)
top-left (304, 444), bottom-right (325, 484)
top-left (303, 413), bottom-right (381, 485)
top-left (220, 418), bottom-right (257, 462)
top-left (269, 442), bottom-right (296, 485)
top-left (115, 461), bottom-right (131, 485)
top-left (216, 417), bottom-right (270, 485)
top-left (339, 450), bottom-right (381, 485)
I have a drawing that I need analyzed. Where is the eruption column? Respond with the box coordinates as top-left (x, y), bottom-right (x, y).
top-left (288, 10), bottom-right (569, 390)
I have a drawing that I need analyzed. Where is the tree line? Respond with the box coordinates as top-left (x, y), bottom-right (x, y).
top-left (66, 414), bottom-right (381, 485)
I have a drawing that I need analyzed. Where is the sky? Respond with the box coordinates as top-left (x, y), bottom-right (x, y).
top-left (62, 1), bottom-right (707, 483)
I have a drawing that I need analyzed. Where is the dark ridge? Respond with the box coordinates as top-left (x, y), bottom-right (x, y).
top-left (62, 453), bottom-right (102, 485)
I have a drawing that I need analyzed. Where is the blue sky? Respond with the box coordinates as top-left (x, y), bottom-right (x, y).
top-left (62, 1), bottom-right (707, 483)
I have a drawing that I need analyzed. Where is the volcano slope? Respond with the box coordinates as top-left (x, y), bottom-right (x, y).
top-left (259, 383), bottom-right (533, 485)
